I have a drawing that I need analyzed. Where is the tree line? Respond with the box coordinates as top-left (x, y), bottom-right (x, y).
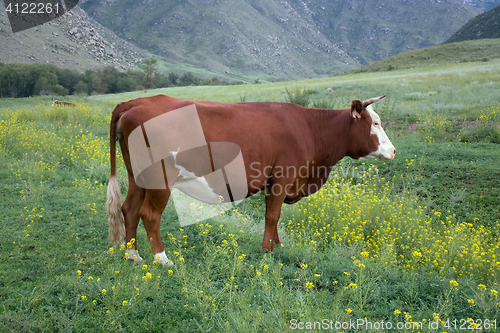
top-left (0, 60), bottom-right (242, 98)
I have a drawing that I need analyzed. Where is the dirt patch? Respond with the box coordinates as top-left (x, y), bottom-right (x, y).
top-left (384, 120), bottom-right (397, 129)
top-left (407, 122), bottom-right (418, 131)
top-left (461, 120), bottom-right (480, 128)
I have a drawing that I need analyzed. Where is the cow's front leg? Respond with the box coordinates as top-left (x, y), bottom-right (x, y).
top-left (140, 189), bottom-right (174, 266)
top-left (273, 222), bottom-right (284, 248)
top-left (262, 185), bottom-right (287, 252)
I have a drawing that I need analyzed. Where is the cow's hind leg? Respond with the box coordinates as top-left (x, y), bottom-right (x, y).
top-left (121, 178), bottom-right (146, 263)
top-left (140, 189), bottom-right (173, 266)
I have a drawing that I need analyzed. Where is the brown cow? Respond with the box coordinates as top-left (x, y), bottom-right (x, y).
top-left (106, 94), bottom-right (395, 265)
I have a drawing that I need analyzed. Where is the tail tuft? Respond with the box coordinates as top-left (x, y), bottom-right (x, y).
top-left (106, 175), bottom-right (125, 244)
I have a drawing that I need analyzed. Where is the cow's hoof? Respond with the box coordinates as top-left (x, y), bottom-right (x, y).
top-left (154, 251), bottom-right (174, 266)
top-left (125, 249), bottom-right (143, 263)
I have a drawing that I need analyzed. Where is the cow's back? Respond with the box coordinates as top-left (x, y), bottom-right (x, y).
top-left (117, 95), bottom-right (318, 195)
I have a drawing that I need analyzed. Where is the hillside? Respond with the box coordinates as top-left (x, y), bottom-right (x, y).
top-left (0, 7), bottom-right (148, 71)
top-left (350, 38), bottom-right (500, 73)
top-left (445, 5), bottom-right (500, 43)
top-left (0, 7), bottom-right (253, 82)
top-left (79, 0), bottom-right (480, 80)
top-left (289, 0), bottom-right (480, 65)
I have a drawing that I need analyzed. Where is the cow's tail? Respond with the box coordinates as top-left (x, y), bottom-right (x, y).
top-left (106, 103), bottom-right (127, 245)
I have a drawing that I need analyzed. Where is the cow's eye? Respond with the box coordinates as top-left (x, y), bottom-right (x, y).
top-left (374, 122), bottom-right (380, 126)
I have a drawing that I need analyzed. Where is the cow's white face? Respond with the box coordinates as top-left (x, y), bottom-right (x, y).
top-left (360, 105), bottom-right (396, 160)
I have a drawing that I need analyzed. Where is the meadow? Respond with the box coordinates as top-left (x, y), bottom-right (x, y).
top-left (0, 60), bottom-right (499, 332)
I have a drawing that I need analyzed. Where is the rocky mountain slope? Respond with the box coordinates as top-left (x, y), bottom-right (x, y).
top-left (79, 0), bottom-right (480, 80)
top-left (445, 5), bottom-right (500, 43)
top-left (0, 6), bottom-right (147, 71)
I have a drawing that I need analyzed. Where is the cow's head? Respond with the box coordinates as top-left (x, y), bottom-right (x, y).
top-left (348, 95), bottom-right (396, 160)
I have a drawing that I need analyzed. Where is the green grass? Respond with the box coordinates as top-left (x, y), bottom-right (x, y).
top-left (0, 61), bottom-right (499, 331)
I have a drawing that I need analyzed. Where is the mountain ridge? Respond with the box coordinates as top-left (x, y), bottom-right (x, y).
top-left (79, 0), bottom-right (480, 80)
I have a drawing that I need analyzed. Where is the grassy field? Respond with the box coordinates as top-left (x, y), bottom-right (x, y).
top-left (0, 60), bottom-right (499, 332)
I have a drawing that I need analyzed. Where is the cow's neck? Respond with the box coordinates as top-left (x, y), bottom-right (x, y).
top-left (305, 107), bottom-right (351, 166)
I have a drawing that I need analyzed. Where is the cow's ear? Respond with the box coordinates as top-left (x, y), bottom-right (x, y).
top-left (351, 100), bottom-right (363, 119)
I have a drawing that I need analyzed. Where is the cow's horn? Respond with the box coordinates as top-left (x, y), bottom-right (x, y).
top-left (362, 95), bottom-right (386, 107)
